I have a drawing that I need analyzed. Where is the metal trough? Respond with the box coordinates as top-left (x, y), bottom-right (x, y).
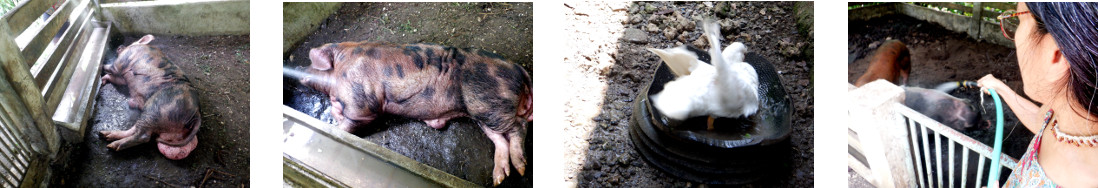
top-left (283, 106), bottom-right (478, 188)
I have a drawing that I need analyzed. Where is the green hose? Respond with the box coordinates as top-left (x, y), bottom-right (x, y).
top-left (966, 81), bottom-right (1004, 187)
top-left (959, 80), bottom-right (1005, 187)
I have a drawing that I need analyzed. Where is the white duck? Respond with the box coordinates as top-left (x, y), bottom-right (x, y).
top-left (648, 19), bottom-right (760, 127)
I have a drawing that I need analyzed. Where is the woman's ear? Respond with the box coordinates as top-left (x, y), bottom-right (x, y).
top-left (1047, 48), bottom-right (1071, 84)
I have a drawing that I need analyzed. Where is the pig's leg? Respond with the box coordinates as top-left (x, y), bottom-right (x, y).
top-left (480, 124), bottom-right (511, 186)
top-left (103, 116), bottom-right (154, 151)
top-left (99, 126), bottom-right (137, 141)
top-left (506, 122), bottom-right (527, 176)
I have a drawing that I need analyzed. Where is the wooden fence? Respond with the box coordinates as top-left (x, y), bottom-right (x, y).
top-left (849, 2), bottom-right (1017, 47)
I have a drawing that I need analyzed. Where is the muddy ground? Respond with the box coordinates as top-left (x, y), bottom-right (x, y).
top-left (564, 1), bottom-right (814, 187)
top-left (847, 14), bottom-right (1037, 187)
top-left (49, 35), bottom-right (250, 187)
top-left (282, 3), bottom-right (533, 187)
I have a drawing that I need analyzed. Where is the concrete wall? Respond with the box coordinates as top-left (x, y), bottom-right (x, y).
top-left (100, 0), bottom-right (249, 35)
top-left (849, 3), bottom-right (900, 21)
top-left (282, 2), bottom-right (341, 53)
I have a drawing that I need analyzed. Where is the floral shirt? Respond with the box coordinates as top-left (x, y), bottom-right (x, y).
top-left (1004, 124), bottom-right (1059, 188)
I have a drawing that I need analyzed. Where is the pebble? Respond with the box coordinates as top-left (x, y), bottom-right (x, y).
top-left (692, 36), bottom-right (708, 49)
top-left (663, 27), bottom-right (678, 40)
top-left (623, 28), bottom-right (648, 43)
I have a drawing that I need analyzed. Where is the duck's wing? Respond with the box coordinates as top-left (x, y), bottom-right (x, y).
top-left (648, 46), bottom-right (700, 77)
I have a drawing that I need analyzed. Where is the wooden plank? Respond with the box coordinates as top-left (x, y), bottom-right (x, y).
top-left (18, 0), bottom-right (80, 66)
top-left (1, 0), bottom-right (52, 35)
top-left (30, 0), bottom-right (89, 88)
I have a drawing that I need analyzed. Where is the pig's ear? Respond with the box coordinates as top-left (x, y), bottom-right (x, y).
top-left (309, 47), bottom-right (334, 71)
top-left (135, 35), bottom-right (155, 45)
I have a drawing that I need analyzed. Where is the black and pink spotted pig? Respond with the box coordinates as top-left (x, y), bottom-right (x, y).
top-left (99, 35), bottom-right (202, 160)
top-left (301, 41), bottom-right (532, 186)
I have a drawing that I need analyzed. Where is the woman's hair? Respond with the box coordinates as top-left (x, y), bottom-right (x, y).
top-left (1027, 2), bottom-right (1098, 119)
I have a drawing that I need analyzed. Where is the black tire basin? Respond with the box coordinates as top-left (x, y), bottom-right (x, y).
top-left (629, 52), bottom-right (793, 184)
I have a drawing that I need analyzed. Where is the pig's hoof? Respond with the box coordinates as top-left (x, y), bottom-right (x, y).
top-left (158, 137), bottom-right (198, 160)
top-left (100, 131), bottom-right (120, 141)
top-left (106, 142), bottom-right (122, 151)
top-left (510, 148), bottom-right (527, 176)
top-left (492, 148), bottom-right (510, 186)
top-left (492, 165), bottom-right (507, 186)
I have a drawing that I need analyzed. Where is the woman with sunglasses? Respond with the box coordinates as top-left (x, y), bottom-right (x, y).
top-left (977, 2), bottom-right (1098, 187)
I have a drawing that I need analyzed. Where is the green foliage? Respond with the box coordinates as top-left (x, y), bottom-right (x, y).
top-left (0, 0), bottom-right (21, 16)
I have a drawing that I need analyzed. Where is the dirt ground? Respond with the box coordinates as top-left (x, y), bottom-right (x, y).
top-left (563, 1), bottom-right (814, 187)
top-left (282, 3), bottom-right (533, 187)
top-left (847, 14), bottom-right (1037, 186)
top-left (49, 34), bottom-right (250, 187)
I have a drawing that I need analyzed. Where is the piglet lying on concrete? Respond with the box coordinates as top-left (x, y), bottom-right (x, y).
top-left (301, 41), bottom-right (533, 186)
top-left (99, 35), bottom-right (201, 160)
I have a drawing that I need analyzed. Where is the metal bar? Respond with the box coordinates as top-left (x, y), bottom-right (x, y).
top-left (0, 128), bottom-right (27, 172)
top-left (976, 157), bottom-right (986, 188)
top-left (948, 139), bottom-right (955, 188)
top-left (920, 125), bottom-right (933, 187)
top-left (0, 82), bottom-right (39, 167)
top-left (849, 130), bottom-right (863, 154)
top-left (934, 131), bottom-right (943, 188)
top-left (908, 118), bottom-right (926, 188)
top-left (1, 0), bottom-right (52, 35)
top-left (961, 149), bottom-right (969, 188)
top-left (894, 106), bottom-right (1019, 169)
top-left (0, 122), bottom-right (30, 171)
top-left (1, 168), bottom-right (17, 188)
top-left (0, 108), bottom-right (32, 174)
top-left (849, 155), bottom-right (878, 186)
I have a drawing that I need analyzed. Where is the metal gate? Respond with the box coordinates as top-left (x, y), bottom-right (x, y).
top-left (849, 81), bottom-right (1018, 188)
